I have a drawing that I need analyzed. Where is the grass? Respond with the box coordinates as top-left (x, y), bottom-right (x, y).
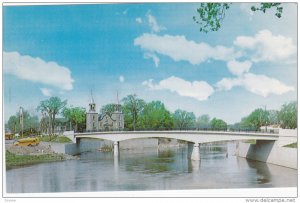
top-left (283, 142), bottom-right (297, 148)
top-left (39, 135), bottom-right (72, 143)
top-left (6, 151), bottom-right (65, 169)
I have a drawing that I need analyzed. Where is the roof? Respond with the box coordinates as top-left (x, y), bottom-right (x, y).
top-left (99, 112), bottom-right (116, 122)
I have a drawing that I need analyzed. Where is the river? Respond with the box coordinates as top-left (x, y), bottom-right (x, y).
top-left (6, 142), bottom-right (297, 193)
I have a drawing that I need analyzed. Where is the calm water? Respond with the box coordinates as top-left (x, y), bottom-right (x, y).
top-left (6, 142), bottom-right (297, 193)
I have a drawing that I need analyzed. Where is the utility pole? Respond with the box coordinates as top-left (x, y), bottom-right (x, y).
top-left (19, 107), bottom-right (23, 138)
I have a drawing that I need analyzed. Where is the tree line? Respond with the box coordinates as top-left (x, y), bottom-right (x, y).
top-left (229, 101), bottom-right (297, 131)
top-left (6, 94), bottom-right (297, 137)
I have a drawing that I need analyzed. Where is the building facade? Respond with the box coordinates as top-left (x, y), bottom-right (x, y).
top-left (86, 96), bottom-right (124, 132)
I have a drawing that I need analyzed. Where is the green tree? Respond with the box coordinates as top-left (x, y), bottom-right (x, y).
top-left (210, 118), bottom-right (227, 131)
top-left (138, 101), bottom-right (173, 130)
top-left (268, 110), bottom-right (279, 125)
top-left (100, 103), bottom-right (121, 116)
top-left (194, 3), bottom-right (283, 33)
top-left (196, 114), bottom-right (211, 130)
top-left (172, 109), bottom-right (196, 130)
top-left (240, 108), bottom-right (269, 131)
top-left (122, 94), bottom-right (146, 131)
top-left (37, 96), bottom-right (67, 137)
top-left (7, 110), bottom-right (39, 136)
top-left (278, 101), bottom-right (297, 129)
top-left (63, 106), bottom-right (86, 132)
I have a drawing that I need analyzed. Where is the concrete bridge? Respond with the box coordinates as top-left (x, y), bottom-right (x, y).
top-left (73, 131), bottom-right (279, 160)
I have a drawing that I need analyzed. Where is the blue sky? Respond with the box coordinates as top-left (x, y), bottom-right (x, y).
top-left (3, 3), bottom-right (297, 124)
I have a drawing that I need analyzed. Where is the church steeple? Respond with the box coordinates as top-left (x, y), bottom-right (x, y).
top-left (89, 90), bottom-right (96, 112)
top-left (116, 90), bottom-right (120, 112)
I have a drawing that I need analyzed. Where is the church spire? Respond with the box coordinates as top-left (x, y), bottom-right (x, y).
top-left (90, 89), bottom-right (95, 104)
top-left (89, 89), bottom-right (96, 112)
top-left (116, 90), bottom-right (121, 112)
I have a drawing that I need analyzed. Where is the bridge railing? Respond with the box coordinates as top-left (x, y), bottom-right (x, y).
top-left (80, 128), bottom-right (279, 134)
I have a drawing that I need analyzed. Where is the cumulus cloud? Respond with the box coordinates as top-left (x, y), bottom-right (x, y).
top-left (144, 52), bottom-right (160, 67)
top-left (234, 30), bottom-right (296, 62)
top-left (4, 51), bottom-right (74, 90)
top-left (134, 34), bottom-right (236, 65)
top-left (147, 12), bottom-right (166, 33)
top-left (40, 88), bottom-right (52, 97)
top-left (136, 17), bottom-right (143, 24)
top-left (227, 60), bottom-right (252, 76)
top-left (216, 73), bottom-right (295, 97)
top-left (143, 76), bottom-right (214, 101)
top-left (119, 75), bottom-right (125, 83)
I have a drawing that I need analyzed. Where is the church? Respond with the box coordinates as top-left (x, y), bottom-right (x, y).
top-left (86, 95), bottom-right (124, 132)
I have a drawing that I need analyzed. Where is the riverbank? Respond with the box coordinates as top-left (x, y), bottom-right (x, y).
top-left (5, 142), bottom-right (77, 169)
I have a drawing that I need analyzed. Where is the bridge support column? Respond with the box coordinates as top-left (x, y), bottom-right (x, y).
top-left (114, 141), bottom-right (119, 157)
top-left (190, 143), bottom-right (201, 161)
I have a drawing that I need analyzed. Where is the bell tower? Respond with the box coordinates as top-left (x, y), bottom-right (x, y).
top-left (111, 91), bottom-right (124, 131)
top-left (86, 90), bottom-right (98, 132)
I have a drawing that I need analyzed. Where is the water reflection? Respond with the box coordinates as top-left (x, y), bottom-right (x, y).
top-left (188, 159), bottom-right (200, 173)
top-left (246, 159), bottom-right (272, 185)
top-left (6, 142), bottom-right (297, 193)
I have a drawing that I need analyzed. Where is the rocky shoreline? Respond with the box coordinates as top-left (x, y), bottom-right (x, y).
top-left (5, 142), bottom-right (78, 169)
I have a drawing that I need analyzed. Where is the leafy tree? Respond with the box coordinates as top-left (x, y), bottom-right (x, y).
top-left (138, 101), bottom-right (173, 130)
top-left (172, 109), bottom-right (196, 130)
top-left (37, 96), bottom-right (67, 137)
top-left (251, 3), bottom-right (283, 18)
top-left (39, 113), bottom-right (50, 134)
top-left (194, 3), bottom-right (283, 33)
top-left (100, 103), bottom-right (122, 116)
top-left (278, 101), bottom-right (297, 129)
top-left (196, 114), bottom-right (211, 130)
top-left (7, 109), bottom-right (39, 136)
top-left (63, 106), bottom-right (86, 132)
top-left (228, 122), bottom-right (241, 131)
top-left (193, 3), bottom-right (231, 33)
top-left (210, 118), bottom-right (227, 131)
top-left (122, 94), bottom-right (146, 131)
top-left (268, 110), bottom-right (279, 125)
top-left (240, 108), bottom-right (269, 131)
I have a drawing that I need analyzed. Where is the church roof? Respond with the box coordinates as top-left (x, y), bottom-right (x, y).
top-left (98, 112), bottom-right (116, 122)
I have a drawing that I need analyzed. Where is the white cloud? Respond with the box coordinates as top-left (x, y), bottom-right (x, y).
top-left (4, 51), bottom-right (74, 90)
top-left (146, 12), bottom-right (166, 33)
top-left (40, 88), bottom-right (52, 97)
top-left (144, 52), bottom-right (160, 67)
top-left (143, 76), bottom-right (214, 101)
top-left (119, 75), bottom-right (125, 83)
top-left (136, 17), bottom-right (143, 24)
top-left (234, 30), bottom-right (296, 62)
top-left (216, 73), bottom-right (295, 97)
top-left (227, 60), bottom-right (252, 76)
top-left (134, 33), bottom-right (237, 65)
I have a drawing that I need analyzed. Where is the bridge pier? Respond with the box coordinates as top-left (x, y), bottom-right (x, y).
top-left (114, 141), bottom-right (119, 157)
top-left (189, 143), bottom-right (200, 161)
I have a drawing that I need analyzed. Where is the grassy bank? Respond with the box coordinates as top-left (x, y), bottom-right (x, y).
top-left (283, 142), bottom-right (297, 148)
top-left (39, 135), bottom-right (72, 143)
top-left (6, 151), bottom-right (65, 169)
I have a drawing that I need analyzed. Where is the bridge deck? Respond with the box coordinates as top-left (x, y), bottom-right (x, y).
top-left (74, 131), bottom-right (279, 143)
